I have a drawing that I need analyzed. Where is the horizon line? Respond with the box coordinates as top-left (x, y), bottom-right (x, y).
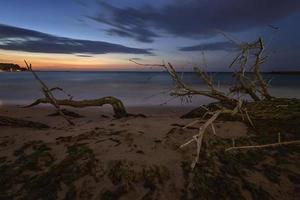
top-left (4, 70), bottom-right (300, 73)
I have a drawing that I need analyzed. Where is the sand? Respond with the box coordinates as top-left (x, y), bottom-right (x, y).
top-left (0, 105), bottom-right (248, 161)
top-left (0, 104), bottom-right (299, 199)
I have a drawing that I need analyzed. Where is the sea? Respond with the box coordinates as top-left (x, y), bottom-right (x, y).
top-left (0, 71), bottom-right (299, 107)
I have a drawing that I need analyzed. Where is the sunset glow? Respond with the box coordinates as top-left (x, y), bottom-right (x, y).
top-left (0, 50), bottom-right (149, 71)
top-left (0, 0), bottom-right (299, 71)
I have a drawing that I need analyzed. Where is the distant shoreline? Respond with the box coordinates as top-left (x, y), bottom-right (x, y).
top-left (0, 70), bottom-right (300, 75)
top-left (1, 70), bottom-right (300, 74)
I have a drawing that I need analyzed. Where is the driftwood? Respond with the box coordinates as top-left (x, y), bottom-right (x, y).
top-left (25, 61), bottom-right (74, 125)
top-left (130, 38), bottom-right (273, 104)
top-left (0, 115), bottom-right (49, 129)
top-left (24, 96), bottom-right (129, 119)
top-left (229, 37), bottom-right (273, 101)
top-left (24, 61), bottom-right (130, 121)
top-left (225, 132), bottom-right (300, 152)
top-left (180, 109), bottom-right (223, 168)
top-left (48, 109), bottom-right (84, 118)
top-left (130, 59), bottom-right (237, 104)
top-left (225, 140), bottom-right (300, 152)
top-left (131, 36), bottom-right (275, 168)
top-left (179, 102), bottom-right (251, 168)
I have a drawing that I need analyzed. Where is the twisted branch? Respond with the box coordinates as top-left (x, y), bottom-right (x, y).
top-left (23, 96), bottom-right (128, 119)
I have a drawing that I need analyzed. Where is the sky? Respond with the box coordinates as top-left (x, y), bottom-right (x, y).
top-left (0, 0), bottom-right (299, 71)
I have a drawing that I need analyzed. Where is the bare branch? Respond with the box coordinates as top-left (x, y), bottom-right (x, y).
top-left (225, 140), bottom-right (300, 152)
top-left (24, 60), bottom-right (74, 125)
top-left (180, 109), bottom-right (228, 168)
top-left (130, 59), bottom-right (237, 104)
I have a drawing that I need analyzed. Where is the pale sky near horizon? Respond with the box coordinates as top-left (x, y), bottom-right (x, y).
top-left (0, 0), bottom-right (299, 71)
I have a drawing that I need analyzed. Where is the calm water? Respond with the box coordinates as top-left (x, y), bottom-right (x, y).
top-left (0, 71), bottom-right (299, 106)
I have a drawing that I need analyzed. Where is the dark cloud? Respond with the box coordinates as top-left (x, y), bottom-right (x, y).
top-left (88, 2), bottom-right (159, 43)
top-left (0, 24), bottom-right (151, 54)
top-left (90, 0), bottom-right (300, 43)
top-left (180, 41), bottom-right (238, 52)
top-left (76, 54), bottom-right (94, 57)
top-left (129, 57), bottom-right (143, 61)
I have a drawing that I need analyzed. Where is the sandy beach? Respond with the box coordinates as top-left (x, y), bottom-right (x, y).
top-left (1, 1), bottom-right (300, 199)
top-left (1, 104), bottom-right (299, 199)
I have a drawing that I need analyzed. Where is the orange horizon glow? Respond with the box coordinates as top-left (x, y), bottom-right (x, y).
top-left (0, 50), bottom-right (153, 71)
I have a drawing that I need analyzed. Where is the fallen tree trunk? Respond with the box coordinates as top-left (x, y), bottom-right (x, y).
top-left (24, 96), bottom-right (129, 118)
top-left (0, 115), bottom-right (49, 129)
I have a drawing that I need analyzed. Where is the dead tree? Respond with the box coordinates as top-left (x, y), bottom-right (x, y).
top-left (130, 37), bottom-right (274, 168)
top-left (24, 61), bottom-right (129, 121)
top-left (172, 38), bottom-right (275, 168)
top-left (229, 38), bottom-right (273, 101)
top-left (130, 59), bottom-right (237, 104)
top-left (25, 61), bottom-right (75, 125)
top-left (24, 96), bottom-right (128, 119)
